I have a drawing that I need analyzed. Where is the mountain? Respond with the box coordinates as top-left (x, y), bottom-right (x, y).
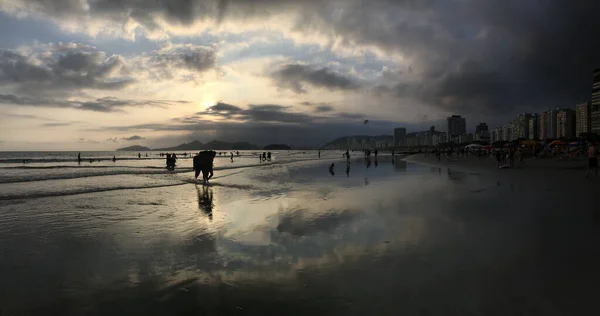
top-left (264, 144), bottom-right (291, 150)
top-left (155, 140), bottom-right (204, 151)
top-left (154, 140), bottom-right (260, 151)
top-left (116, 145), bottom-right (152, 151)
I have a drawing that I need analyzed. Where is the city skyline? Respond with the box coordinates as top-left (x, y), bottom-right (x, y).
top-left (0, 1), bottom-right (600, 150)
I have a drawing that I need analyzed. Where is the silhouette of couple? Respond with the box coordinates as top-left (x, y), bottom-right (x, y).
top-left (193, 150), bottom-right (217, 184)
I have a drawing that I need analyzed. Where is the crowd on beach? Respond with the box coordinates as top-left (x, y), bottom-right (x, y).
top-left (417, 140), bottom-right (598, 177)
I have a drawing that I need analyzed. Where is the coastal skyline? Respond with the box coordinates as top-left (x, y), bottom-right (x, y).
top-left (1, 0), bottom-right (600, 150)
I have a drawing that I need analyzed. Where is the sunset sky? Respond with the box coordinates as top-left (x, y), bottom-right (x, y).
top-left (1, 0), bottom-right (599, 150)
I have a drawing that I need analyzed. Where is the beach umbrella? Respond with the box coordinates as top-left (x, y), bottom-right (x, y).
top-left (548, 140), bottom-right (567, 147)
top-left (520, 139), bottom-right (538, 146)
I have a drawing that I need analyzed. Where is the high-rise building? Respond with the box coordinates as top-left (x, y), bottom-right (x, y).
top-left (540, 109), bottom-right (559, 139)
top-left (491, 128), bottom-right (503, 143)
top-left (502, 124), bottom-right (513, 141)
top-left (447, 115), bottom-right (466, 138)
top-left (557, 109), bottom-right (576, 139)
top-left (591, 69), bottom-right (600, 134)
top-left (393, 127), bottom-right (407, 147)
top-left (475, 123), bottom-right (488, 134)
top-left (528, 114), bottom-right (539, 139)
top-left (512, 113), bottom-right (531, 139)
top-left (576, 101), bottom-right (592, 137)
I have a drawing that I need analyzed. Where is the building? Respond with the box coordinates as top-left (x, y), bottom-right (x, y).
top-left (393, 127), bottom-right (406, 147)
top-left (475, 131), bottom-right (490, 143)
top-left (458, 133), bottom-right (474, 144)
top-left (447, 115), bottom-right (466, 138)
top-left (557, 109), bottom-right (576, 139)
top-left (576, 101), bottom-right (592, 137)
top-left (528, 114), bottom-right (539, 139)
top-left (491, 128), bottom-right (502, 143)
top-left (502, 124), bottom-right (513, 142)
top-left (375, 140), bottom-right (389, 149)
top-left (540, 109), bottom-right (559, 139)
top-left (592, 69), bottom-right (600, 134)
top-left (512, 113), bottom-right (531, 139)
top-left (475, 123), bottom-right (488, 134)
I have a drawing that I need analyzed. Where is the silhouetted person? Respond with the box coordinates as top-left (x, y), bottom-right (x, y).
top-left (318, 150), bottom-right (321, 158)
top-left (89, 159), bottom-right (93, 163)
top-left (112, 156), bottom-right (116, 163)
top-left (374, 149), bottom-right (378, 157)
top-left (262, 152), bottom-right (267, 161)
top-left (267, 152), bottom-right (271, 160)
top-left (329, 163), bottom-right (335, 176)
top-left (166, 154), bottom-right (172, 169)
top-left (145, 153), bottom-right (148, 157)
top-left (345, 150), bottom-right (350, 163)
top-left (138, 153), bottom-right (141, 159)
top-left (366, 157), bottom-right (372, 168)
top-left (230, 152), bottom-right (234, 162)
top-left (236, 151), bottom-right (240, 156)
top-left (171, 153), bottom-right (177, 170)
top-left (77, 152), bottom-right (82, 164)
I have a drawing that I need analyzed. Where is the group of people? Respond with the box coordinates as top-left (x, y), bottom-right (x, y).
top-left (259, 152), bottom-right (272, 161)
top-left (165, 153), bottom-right (177, 170)
top-left (193, 150), bottom-right (217, 184)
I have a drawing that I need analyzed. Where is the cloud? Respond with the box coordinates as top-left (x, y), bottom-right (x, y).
top-left (314, 105), bottom-right (334, 113)
top-left (92, 100), bottom-right (429, 147)
top-left (2, 0), bottom-right (599, 123)
top-left (106, 137), bottom-right (119, 143)
top-left (41, 122), bottom-right (71, 127)
top-left (122, 135), bottom-right (145, 141)
top-left (271, 64), bottom-right (360, 94)
top-left (0, 94), bottom-right (180, 112)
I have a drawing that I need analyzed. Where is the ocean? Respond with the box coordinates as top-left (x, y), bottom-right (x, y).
top-left (1, 151), bottom-right (599, 314)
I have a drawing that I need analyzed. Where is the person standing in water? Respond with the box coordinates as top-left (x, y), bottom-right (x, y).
top-left (77, 152), bottom-right (82, 164)
top-left (230, 152), bottom-right (234, 162)
top-left (194, 151), bottom-right (216, 184)
top-left (112, 156), bottom-right (116, 163)
top-left (138, 153), bottom-right (141, 159)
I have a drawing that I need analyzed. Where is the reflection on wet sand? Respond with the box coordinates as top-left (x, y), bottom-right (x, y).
top-left (196, 184), bottom-right (213, 221)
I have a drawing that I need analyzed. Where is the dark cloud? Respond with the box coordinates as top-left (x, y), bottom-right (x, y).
top-left (122, 135), bottom-right (145, 141)
top-left (197, 102), bottom-right (314, 123)
top-left (94, 101), bottom-right (428, 147)
top-left (106, 137), bottom-right (119, 143)
top-left (41, 122), bottom-right (71, 127)
top-left (271, 64), bottom-right (359, 94)
top-left (6, 0), bottom-right (600, 117)
top-left (0, 94), bottom-right (179, 112)
top-left (0, 44), bottom-right (133, 94)
top-left (314, 105), bottom-right (334, 113)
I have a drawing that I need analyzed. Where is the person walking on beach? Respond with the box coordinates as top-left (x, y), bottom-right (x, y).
top-left (78, 152), bottom-right (82, 164)
top-left (585, 142), bottom-right (598, 178)
top-left (329, 163), bottom-right (335, 175)
top-left (138, 153), bottom-right (141, 159)
top-left (318, 150), bottom-right (321, 159)
top-left (230, 152), bottom-right (234, 162)
top-left (112, 156), bottom-right (116, 163)
top-left (495, 150), bottom-right (502, 168)
top-left (194, 151), bottom-right (216, 184)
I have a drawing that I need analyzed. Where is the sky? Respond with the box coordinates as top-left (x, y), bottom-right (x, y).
top-left (0, 0), bottom-right (599, 150)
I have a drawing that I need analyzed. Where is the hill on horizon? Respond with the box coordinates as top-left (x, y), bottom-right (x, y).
top-left (150, 140), bottom-right (261, 151)
top-left (116, 145), bottom-right (152, 151)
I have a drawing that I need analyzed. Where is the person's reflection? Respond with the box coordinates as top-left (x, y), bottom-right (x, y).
top-left (346, 163), bottom-right (350, 177)
top-left (364, 177), bottom-right (370, 186)
top-left (374, 157), bottom-right (378, 167)
top-left (365, 157), bottom-right (372, 168)
top-left (196, 184), bottom-right (214, 221)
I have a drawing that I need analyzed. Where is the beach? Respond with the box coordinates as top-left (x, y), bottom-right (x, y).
top-left (1, 151), bottom-right (600, 315)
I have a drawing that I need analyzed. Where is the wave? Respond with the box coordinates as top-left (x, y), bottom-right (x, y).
top-left (0, 156), bottom-right (333, 184)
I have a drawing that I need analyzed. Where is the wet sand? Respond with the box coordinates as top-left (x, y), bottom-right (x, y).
top-left (1, 155), bottom-right (600, 315)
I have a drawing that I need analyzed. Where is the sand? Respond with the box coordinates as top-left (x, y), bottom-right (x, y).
top-left (1, 154), bottom-right (600, 315)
